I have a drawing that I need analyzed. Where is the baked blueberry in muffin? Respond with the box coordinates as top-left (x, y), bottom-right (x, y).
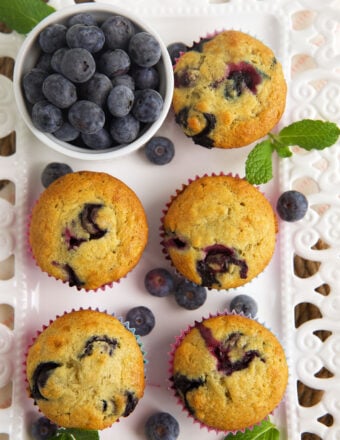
top-left (172, 30), bottom-right (287, 149)
top-left (26, 309), bottom-right (145, 430)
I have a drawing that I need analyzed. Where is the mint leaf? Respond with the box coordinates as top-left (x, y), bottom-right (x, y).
top-left (0, 0), bottom-right (55, 34)
top-left (224, 419), bottom-right (280, 440)
top-left (277, 119), bottom-right (340, 150)
top-left (49, 428), bottom-right (99, 440)
top-left (245, 139), bottom-right (274, 184)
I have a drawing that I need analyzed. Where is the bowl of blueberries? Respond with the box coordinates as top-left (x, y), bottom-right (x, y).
top-left (13, 2), bottom-right (174, 160)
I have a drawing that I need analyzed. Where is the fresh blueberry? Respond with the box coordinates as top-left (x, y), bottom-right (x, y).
top-left (32, 100), bottom-right (63, 133)
top-left (129, 32), bottom-right (161, 68)
top-left (79, 72), bottom-right (112, 107)
top-left (229, 294), bottom-right (258, 318)
top-left (68, 100), bottom-right (105, 134)
top-left (167, 42), bottom-right (187, 65)
top-left (145, 412), bottom-right (180, 440)
top-left (144, 268), bottom-right (175, 297)
top-left (174, 280), bottom-right (207, 310)
top-left (22, 68), bottom-right (47, 104)
top-left (60, 48), bottom-right (96, 83)
top-left (101, 15), bottom-right (135, 50)
top-left (132, 89), bottom-right (163, 123)
top-left (35, 53), bottom-right (53, 73)
top-left (50, 47), bottom-right (68, 73)
top-left (111, 73), bottom-right (135, 90)
top-left (67, 13), bottom-right (97, 27)
top-left (53, 121), bottom-right (79, 142)
top-left (126, 306), bottom-right (155, 336)
top-left (42, 73), bottom-right (77, 109)
top-left (41, 162), bottom-right (73, 188)
top-left (131, 66), bottom-right (159, 90)
top-left (145, 136), bottom-right (175, 165)
top-left (81, 128), bottom-right (113, 149)
top-left (31, 416), bottom-right (58, 440)
top-left (98, 49), bottom-right (130, 78)
top-left (38, 23), bottom-right (67, 53)
top-left (66, 24), bottom-right (105, 53)
top-left (276, 190), bottom-right (308, 222)
top-left (110, 113), bottom-right (140, 144)
top-left (107, 85), bottom-right (134, 117)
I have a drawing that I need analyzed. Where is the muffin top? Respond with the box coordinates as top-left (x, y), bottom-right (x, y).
top-left (171, 314), bottom-right (288, 432)
top-left (29, 171), bottom-right (148, 290)
top-left (162, 174), bottom-right (278, 289)
top-left (173, 30), bottom-right (287, 149)
top-left (26, 309), bottom-right (145, 430)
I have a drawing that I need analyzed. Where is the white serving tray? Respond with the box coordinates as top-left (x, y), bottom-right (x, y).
top-left (0, 0), bottom-right (340, 439)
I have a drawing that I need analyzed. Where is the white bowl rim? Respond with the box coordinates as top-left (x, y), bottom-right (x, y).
top-left (13, 1), bottom-right (174, 161)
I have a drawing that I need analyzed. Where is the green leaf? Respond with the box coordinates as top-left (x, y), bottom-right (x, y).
top-left (224, 419), bottom-right (280, 440)
top-left (0, 0), bottom-right (55, 34)
top-left (49, 428), bottom-right (99, 440)
top-left (245, 139), bottom-right (274, 185)
top-left (277, 119), bottom-right (340, 150)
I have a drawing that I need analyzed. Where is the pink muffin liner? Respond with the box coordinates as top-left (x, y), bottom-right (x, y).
top-left (24, 308), bottom-right (147, 425)
top-left (160, 172), bottom-right (277, 290)
top-left (168, 310), bottom-right (288, 435)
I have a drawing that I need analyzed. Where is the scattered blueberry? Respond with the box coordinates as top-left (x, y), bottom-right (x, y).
top-left (81, 128), bottom-right (113, 149)
top-left (229, 294), bottom-right (258, 318)
top-left (68, 100), bottom-right (105, 134)
top-left (98, 49), bottom-right (130, 78)
top-left (276, 190), bottom-right (308, 222)
top-left (145, 136), bottom-right (175, 165)
top-left (31, 100), bottom-right (63, 133)
top-left (174, 280), bottom-right (207, 310)
top-left (107, 85), bottom-right (134, 117)
top-left (145, 412), bottom-right (180, 440)
top-left (132, 89), bottom-right (163, 123)
top-left (60, 47), bottom-right (96, 83)
top-left (31, 416), bottom-right (58, 440)
top-left (41, 162), bottom-right (73, 188)
top-left (42, 73), bottom-right (77, 109)
top-left (101, 15), bottom-right (135, 50)
top-left (110, 113), bottom-right (140, 144)
top-left (167, 42), bottom-right (187, 65)
top-left (23, 68), bottom-right (47, 104)
top-left (126, 306), bottom-right (155, 336)
top-left (144, 268), bottom-right (175, 297)
top-left (38, 23), bottom-right (67, 53)
top-left (129, 32), bottom-right (161, 68)
top-left (66, 24), bottom-right (105, 53)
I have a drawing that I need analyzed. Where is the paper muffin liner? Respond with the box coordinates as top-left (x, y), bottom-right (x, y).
top-left (168, 310), bottom-right (288, 435)
top-left (27, 201), bottom-right (135, 293)
top-left (160, 172), bottom-right (277, 291)
top-left (24, 308), bottom-right (147, 428)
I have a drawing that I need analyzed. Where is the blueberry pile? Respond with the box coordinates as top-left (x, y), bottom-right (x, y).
top-left (22, 12), bottom-right (165, 150)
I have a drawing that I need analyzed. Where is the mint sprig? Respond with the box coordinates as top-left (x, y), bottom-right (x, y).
top-left (224, 419), bottom-right (280, 440)
top-left (245, 119), bottom-right (340, 185)
top-left (0, 0), bottom-right (55, 34)
top-left (49, 428), bottom-right (99, 440)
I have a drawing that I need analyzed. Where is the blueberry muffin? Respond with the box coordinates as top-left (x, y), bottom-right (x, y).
top-left (170, 314), bottom-right (288, 432)
top-left (29, 171), bottom-right (148, 290)
top-left (26, 309), bottom-right (145, 430)
top-left (173, 30), bottom-right (287, 149)
top-left (161, 174), bottom-right (277, 289)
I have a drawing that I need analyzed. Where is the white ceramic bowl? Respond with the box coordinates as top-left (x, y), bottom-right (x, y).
top-left (13, 2), bottom-right (174, 160)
